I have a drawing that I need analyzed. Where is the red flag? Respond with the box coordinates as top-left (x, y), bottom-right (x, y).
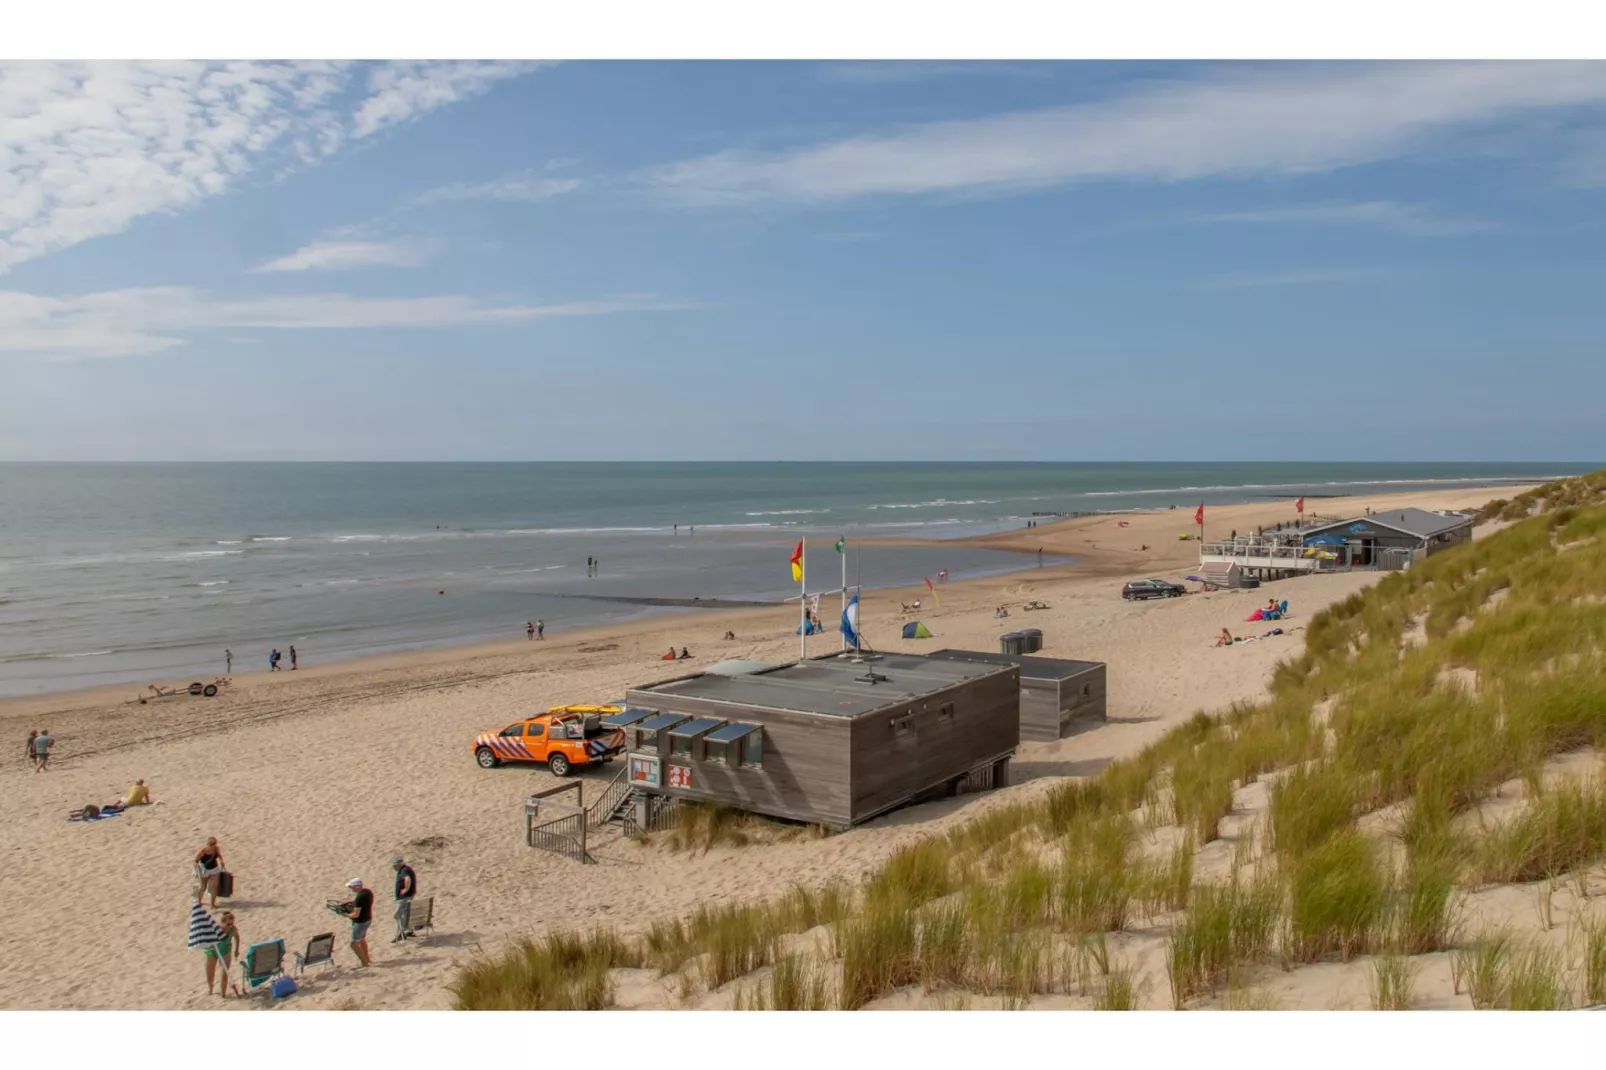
top-left (925, 576), bottom-right (936, 595)
top-left (789, 540), bottom-right (804, 583)
top-left (1296, 496), bottom-right (1305, 515)
top-left (1194, 502), bottom-right (1204, 526)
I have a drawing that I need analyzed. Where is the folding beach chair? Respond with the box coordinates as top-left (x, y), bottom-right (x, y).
top-left (294, 932), bottom-right (337, 977)
top-left (403, 896), bottom-right (435, 937)
top-left (237, 938), bottom-right (287, 996)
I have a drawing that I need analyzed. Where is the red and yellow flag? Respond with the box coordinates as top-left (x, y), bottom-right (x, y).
top-left (790, 540), bottom-right (804, 583)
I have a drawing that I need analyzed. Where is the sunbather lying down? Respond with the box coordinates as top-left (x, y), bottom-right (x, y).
top-left (68, 802), bottom-right (126, 821)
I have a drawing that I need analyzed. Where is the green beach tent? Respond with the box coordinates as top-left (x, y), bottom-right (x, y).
top-left (901, 621), bottom-right (933, 639)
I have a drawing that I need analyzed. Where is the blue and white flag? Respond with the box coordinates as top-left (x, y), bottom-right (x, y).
top-left (840, 593), bottom-right (860, 648)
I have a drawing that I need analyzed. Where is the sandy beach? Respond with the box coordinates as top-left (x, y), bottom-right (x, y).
top-left (0, 483), bottom-right (1544, 1010)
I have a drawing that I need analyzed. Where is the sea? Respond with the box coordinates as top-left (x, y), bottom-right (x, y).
top-left (0, 462), bottom-right (1583, 697)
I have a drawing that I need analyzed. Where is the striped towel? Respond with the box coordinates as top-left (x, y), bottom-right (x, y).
top-left (188, 901), bottom-right (223, 949)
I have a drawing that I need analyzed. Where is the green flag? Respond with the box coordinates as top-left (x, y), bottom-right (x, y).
top-left (835, 536), bottom-right (845, 553)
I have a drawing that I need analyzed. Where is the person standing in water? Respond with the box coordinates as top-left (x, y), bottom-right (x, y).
top-left (289, 645), bottom-right (298, 670)
top-left (224, 649), bottom-right (232, 674)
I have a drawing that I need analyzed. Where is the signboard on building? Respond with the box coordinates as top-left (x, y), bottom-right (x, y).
top-left (629, 754), bottom-right (661, 788)
top-left (667, 763), bottom-right (693, 790)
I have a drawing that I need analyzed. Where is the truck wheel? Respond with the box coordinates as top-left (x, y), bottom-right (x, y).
top-left (549, 753), bottom-right (571, 777)
top-left (203, 684), bottom-right (219, 697)
top-left (476, 746), bottom-right (500, 769)
top-left (188, 682), bottom-right (205, 695)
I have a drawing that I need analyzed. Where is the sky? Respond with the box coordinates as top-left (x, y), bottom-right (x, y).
top-left (2, 59), bottom-right (1605, 462)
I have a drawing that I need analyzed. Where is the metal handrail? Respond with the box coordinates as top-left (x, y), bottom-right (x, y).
top-left (585, 763), bottom-right (632, 828)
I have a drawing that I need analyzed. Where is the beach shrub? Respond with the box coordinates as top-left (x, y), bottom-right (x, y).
top-left (1367, 950), bottom-right (1416, 1010)
top-left (836, 903), bottom-right (918, 1009)
top-left (1475, 777), bottom-right (1606, 885)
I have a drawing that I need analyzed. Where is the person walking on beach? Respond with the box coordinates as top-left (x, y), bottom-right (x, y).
top-left (343, 878), bottom-right (375, 966)
top-left (224, 649), bottom-right (232, 674)
top-left (33, 729), bottom-right (53, 772)
top-left (391, 857), bottom-right (418, 942)
top-left (195, 837), bottom-right (225, 907)
top-left (25, 730), bottom-right (37, 768)
top-left (536, 619), bottom-right (545, 640)
top-left (269, 649), bottom-right (281, 671)
top-left (289, 645), bottom-right (298, 670)
top-left (526, 621), bottom-right (535, 640)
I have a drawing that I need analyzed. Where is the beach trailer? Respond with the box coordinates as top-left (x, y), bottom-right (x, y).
top-left (621, 653), bottom-right (1021, 830)
top-left (927, 649), bottom-right (1107, 742)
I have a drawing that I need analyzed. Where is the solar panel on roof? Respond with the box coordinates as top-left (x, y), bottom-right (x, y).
top-left (669, 717), bottom-right (724, 737)
top-left (637, 712), bottom-right (690, 733)
top-left (602, 708), bottom-right (655, 727)
top-left (704, 722), bottom-right (758, 744)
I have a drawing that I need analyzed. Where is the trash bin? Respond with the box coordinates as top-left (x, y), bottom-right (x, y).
top-left (1000, 632), bottom-right (1024, 656)
top-left (1019, 628), bottom-right (1043, 653)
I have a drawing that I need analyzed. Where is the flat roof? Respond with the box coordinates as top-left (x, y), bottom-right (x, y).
top-left (628, 653), bottom-right (1016, 719)
top-left (926, 649), bottom-right (1104, 679)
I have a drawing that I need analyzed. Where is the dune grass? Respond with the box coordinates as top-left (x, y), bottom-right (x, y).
top-left (1368, 950), bottom-right (1417, 1010)
top-left (1165, 874), bottom-right (1280, 1007)
top-left (1580, 914), bottom-right (1606, 1006)
top-left (1285, 830), bottom-right (1387, 964)
top-left (1505, 943), bottom-right (1571, 1010)
top-left (1475, 776), bottom-right (1606, 885)
top-left (1452, 929), bottom-right (1513, 1010)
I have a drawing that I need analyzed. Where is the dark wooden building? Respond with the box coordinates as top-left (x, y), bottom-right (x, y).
top-left (621, 652), bottom-right (1020, 830)
top-left (927, 649), bottom-right (1107, 741)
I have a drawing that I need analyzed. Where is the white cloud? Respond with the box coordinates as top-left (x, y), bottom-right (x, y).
top-left (1194, 200), bottom-right (1493, 236)
top-left (411, 175), bottom-right (583, 206)
top-left (1194, 267), bottom-right (1388, 290)
top-left (0, 60), bottom-right (537, 274)
top-left (644, 62), bottom-right (1606, 205)
top-left (0, 287), bottom-right (700, 360)
top-left (253, 239), bottom-right (426, 272)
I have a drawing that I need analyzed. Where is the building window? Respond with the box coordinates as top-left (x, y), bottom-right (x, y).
top-left (638, 728), bottom-right (659, 750)
top-left (671, 734), bottom-right (693, 757)
top-left (742, 729), bottom-right (763, 768)
top-left (937, 703), bottom-right (954, 724)
top-left (893, 715), bottom-right (913, 738)
top-left (706, 740), bottom-right (728, 765)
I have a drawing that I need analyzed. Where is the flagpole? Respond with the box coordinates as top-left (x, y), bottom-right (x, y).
top-left (840, 536), bottom-right (847, 651)
top-left (799, 537), bottom-right (807, 661)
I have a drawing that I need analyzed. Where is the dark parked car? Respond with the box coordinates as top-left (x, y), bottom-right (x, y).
top-left (1122, 578), bottom-right (1186, 600)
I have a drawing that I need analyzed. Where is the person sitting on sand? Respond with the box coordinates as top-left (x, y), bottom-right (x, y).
top-left (123, 778), bottom-right (152, 806)
top-left (678, 647), bottom-right (692, 660)
top-left (994, 606), bottom-right (1009, 618)
top-left (662, 648), bottom-right (677, 661)
top-left (723, 631), bottom-right (736, 641)
top-left (1214, 628), bottom-right (1235, 648)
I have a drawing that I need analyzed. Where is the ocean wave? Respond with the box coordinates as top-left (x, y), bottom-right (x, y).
top-left (867, 499), bottom-right (1000, 510)
top-left (247, 536), bottom-right (292, 542)
top-left (171, 550), bottom-right (245, 559)
top-left (745, 509), bottom-right (831, 517)
top-left (215, 540), bottom-right (243, 545)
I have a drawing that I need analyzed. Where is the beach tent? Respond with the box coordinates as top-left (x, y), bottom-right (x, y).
top-left (901, 621), bottom-right (934, 639)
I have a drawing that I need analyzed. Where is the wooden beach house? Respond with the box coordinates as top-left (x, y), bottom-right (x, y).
top-left (927, 649), bottom-right (1107, 741)
top-left (620, 652), bottom-right (1021, 830)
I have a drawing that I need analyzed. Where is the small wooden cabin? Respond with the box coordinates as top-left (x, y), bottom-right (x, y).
top-left (622, 652), bottom-right (1020, 830)
top-left (927, 649), bottom-right (1107, 742)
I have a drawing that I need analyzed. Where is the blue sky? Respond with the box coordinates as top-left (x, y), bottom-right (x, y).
top-left (2, 60), bottom-right (1604, 462)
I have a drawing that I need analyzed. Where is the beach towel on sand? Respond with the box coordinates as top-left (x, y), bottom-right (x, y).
top-left (68, 808), bottom-right (122, 823)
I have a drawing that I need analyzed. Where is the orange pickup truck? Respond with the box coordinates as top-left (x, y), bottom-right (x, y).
top-left (471, 705), bottom-right (628, 776)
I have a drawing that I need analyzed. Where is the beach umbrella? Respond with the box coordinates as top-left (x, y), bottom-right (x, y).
top-left (188, 900), bottom-right (223, 950)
